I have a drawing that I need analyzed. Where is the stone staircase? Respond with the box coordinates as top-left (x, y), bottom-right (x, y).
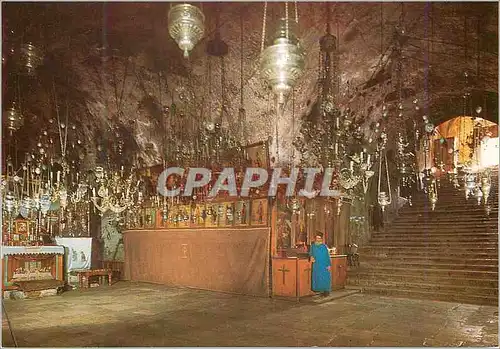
top-left (348, 170), bottom-right (498, 305)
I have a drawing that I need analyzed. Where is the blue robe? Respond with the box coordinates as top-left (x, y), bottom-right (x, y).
top-left (309, 243), bottom-right (332, 292)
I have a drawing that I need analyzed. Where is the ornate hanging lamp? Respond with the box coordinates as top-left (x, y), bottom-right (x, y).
top-left (3, 102), bottom-right (24, 135)
top-left (377, 133), bottom-right (392, 212)
top-left (259, 2), bottom-right (305, 105)
top-left (15, 42), bottom-right (44, 76)
top-left (168, 3), bottom-right (205, 58)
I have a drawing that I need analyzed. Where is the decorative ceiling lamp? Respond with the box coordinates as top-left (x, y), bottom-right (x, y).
top-left (168, 3), bottom-right (205, 58)
top-left (3, 102), bottom-right (24, 135)
top-left (259, 2), bottom-right (305, 106)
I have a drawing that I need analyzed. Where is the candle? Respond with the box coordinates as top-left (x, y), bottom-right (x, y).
top-left (92, 188), bottom-right (96, 197)
top-left (350, 161), bottom-right (354, 172)
top-left (56, 171), bottom-right (60, 183)
top-left (367, 154), bottom-right (371, 166)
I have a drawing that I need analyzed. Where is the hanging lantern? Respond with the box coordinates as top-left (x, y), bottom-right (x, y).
top-left (168, 4), bottom-right (205, 58)
top-left (4, 102), bottom-right (24, 134)
top-left (474, 186), bottom-right (483, 206)
top-left (429, 190), bottom-right (438, 211)
top-left (464, 173), bottom-right (476, 199)
top-left (377, 149), bottom-right (392, 212)
top-left (13, 42), bottom-right (44, 76)
top-left (260, 19), bottom-right (305, 105)
top-left (481, 176), bottom-right (491, 204)
top-left (4, 192), bottom-right (19, 216)
top-left (378, 192), bottom-right (390, 212)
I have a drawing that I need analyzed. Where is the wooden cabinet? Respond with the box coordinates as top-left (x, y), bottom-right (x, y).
top-left (331, 255), bottom-right (347, 290)
top-left (272, 257), bottom-right (315, 299)
top-left (272, 255), bottom-right (348, 299)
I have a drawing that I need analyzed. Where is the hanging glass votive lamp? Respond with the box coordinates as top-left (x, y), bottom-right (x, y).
top-left (13, 42), bottom-right (44, 76)
top-left (260, 18), bottom-right (305, 105)
top-left (4, 102), bottom-right (24, 134)
top-left (168, 3), bottom-right (205, 58)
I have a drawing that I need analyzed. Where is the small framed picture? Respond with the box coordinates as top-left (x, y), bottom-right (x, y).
top-left (234, 200), bottom-right (250, 226)
top-left (251, 198), bottom-right (268, 226)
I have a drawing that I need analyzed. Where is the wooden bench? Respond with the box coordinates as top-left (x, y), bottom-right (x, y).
top-left (77, 269), bottom-right (112, 288)
top-left (100, 260), bottom-right (124, 280)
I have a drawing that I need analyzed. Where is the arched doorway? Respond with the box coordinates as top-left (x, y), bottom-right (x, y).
top-left (417, 116), bottom-right (498, 174)
top-left (434, 116), bottom-right (498, 170)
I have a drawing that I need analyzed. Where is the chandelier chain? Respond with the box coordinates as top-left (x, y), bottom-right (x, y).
top-left (294, 1), bottom-right (298, 24)
top-left (285, 2), bottom-right (289, 39)
top-left (261, 2), bottom-right (268, 52)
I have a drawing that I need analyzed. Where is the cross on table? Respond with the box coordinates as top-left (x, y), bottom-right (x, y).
top-left (278, 264), bottom-right (290, 285)
top-left (304, 267), bottom-right (312, 284)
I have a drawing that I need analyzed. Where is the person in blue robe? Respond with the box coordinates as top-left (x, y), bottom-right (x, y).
top-left (309, 233), bottom-right (331, 296)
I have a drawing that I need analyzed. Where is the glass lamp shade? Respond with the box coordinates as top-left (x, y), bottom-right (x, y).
top-left (168, 4), bottom-right (205, 58)
top-left (260, 37), bottom-right (305, 104)
top-left (4, 103), bottom-right (24, 134)
top-left (260, 19), bottom-right (304, 105)
top-left (14, 43), bottom-right (44, 76)
top-left (378, 192), bottom-right (390, 211)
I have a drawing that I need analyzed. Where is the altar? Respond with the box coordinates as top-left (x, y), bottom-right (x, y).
top-left (1, 245), bottom-right (65, 294)
top-left (123, 227), bottom-right (271, 296)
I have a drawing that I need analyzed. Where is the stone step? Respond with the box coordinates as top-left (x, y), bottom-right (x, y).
top-left (360, 246), bottom-right (498, 253)
top-left (357, 260), bottom-right (499, 272)
top-left (358, 249), bottom-right (498, 258)
top-left (398, 211), bottom-right (497, 217)
top-left (347, 284), bottom-right (498, 306)
top-left (348, 270), bottom-right (498, 287)
top-left (397, 208), bottom-right (498, 214)
top-left (386, 223), bottom-right (497, 230)
top-left (349, 266), bottom-right (498, 279)
top-left (348, 279), bottom-right (498, 297)
top-left (406, 208), bottom-right (497, 214)
top-left (366, 241), bottom-right (499, 248)
top-left (370, 234), bottom-right (498, 242)
top-left (360, 255), bottom-right (499, 265)
top-left (359, 249), bottom-right (498, 260)
top-left (382, 229), bottom-right (497, 235)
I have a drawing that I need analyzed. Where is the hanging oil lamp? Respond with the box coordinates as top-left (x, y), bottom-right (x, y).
top-left (4, 102), bottom-right (24, 135)
top-left (13, 42), bottom-right (44, 76)
top-left (168, 3), bottom-right (205, 58)
top-left (481, 176), bottom-right (491, 204)
top-left (377, 133), bottom-right (392, 212)
top-left (260, 3), bottom-right (305, 105)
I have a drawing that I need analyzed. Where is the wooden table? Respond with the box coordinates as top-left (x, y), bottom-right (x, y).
top-left (77, 269), bottom-right (112, 288)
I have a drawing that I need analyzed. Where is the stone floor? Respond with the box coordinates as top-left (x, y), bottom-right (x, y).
top-left (2, 281), bottom-right (498, 347)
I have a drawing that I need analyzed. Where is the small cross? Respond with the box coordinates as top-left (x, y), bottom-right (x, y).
top-left (278, 264), bottom-right (290, 285)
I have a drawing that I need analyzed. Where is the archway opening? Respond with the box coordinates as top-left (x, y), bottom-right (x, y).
top-left (418, 116), bottom-right (498, 175)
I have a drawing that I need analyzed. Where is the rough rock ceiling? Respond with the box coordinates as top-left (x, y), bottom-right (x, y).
top-left (2, 2), bottom-right (498, 168)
